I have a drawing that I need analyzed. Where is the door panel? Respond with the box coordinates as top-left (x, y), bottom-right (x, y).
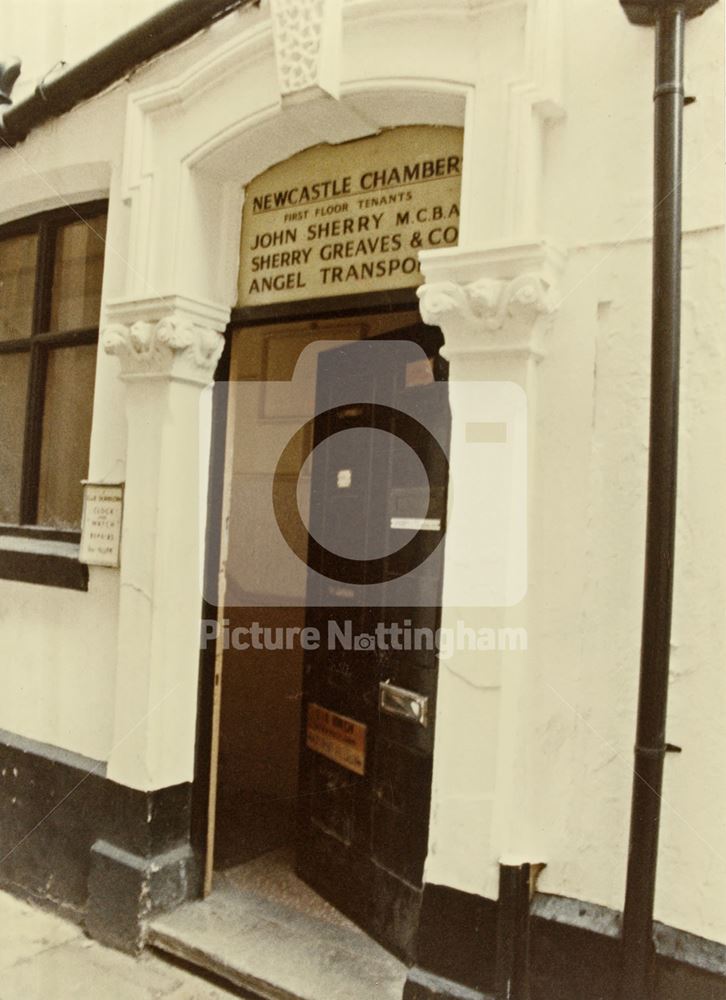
top-left (296, 321), bottom-right (450, 960)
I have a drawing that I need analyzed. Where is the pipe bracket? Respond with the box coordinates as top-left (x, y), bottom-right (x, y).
top-left (634, 743), bottom-right (682, 758)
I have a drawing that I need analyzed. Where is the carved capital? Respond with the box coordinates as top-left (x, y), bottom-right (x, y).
top-left (102, 296), bottom-right (228, 385)
top-left (270, 0), bottom-right (343, 100)
top-left (418, 243), bottom-right (564, 362)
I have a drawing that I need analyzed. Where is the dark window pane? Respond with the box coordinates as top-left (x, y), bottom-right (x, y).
top-left (0, 233), bottom-right (38, 341)
top-left (37, 344), bottom-right (97, 528)
top-left (49, 214), bottom-right (107, 333)
top-left (0, 352), bottom-right (30, 522)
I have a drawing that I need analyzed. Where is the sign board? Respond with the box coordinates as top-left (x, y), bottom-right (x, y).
top-left (238, 126), bottom-right (463, 307)
top-left (306, 702), bottom-right (367, 775)
top-left (79, 483), bottom-right (124, 567)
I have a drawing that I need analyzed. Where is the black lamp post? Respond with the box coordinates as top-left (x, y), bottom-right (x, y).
top-left (617, 1), bottom-right (718, 998)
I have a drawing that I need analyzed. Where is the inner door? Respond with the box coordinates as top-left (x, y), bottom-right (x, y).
top-left (296, 322), bottom-right (450, 961)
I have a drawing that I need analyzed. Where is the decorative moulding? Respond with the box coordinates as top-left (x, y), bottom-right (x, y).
top-left (120, 18), bottom-right (273, 202)
top-left (502, 0), bottom-right (566, 237)
top-left (102, 295), bottom-right (229, 384)
top-left (270, 0), bottom-right (343, 101)
top-left (418, 241), bottom-right (565, 360)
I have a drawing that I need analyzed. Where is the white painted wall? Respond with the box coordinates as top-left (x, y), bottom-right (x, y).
top-left (0, 0), bottom-right (262, 764)
top-left (531, 0), bottom-right (726, 947)
top-left (527, 0), bottom-right (726, 941)
top-left (0, 82), bottom-right (129, 762)
top-left (0, 0), bottom-right (722, 948)
top-left (422, 0), bottom-right (726, 948)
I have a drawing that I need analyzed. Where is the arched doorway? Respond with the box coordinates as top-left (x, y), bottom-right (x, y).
top-left (205, 125), bottom-right (461, 961)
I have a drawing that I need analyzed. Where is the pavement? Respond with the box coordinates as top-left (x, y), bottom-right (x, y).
top-left (0, 890), bottom-right (242, 1000)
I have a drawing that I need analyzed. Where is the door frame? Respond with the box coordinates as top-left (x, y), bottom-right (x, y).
top-left (190, 287), bottom-right (430, 888)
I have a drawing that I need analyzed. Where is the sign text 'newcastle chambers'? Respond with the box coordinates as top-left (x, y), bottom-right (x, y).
top-left (238, 126), bottom-right (463, 307)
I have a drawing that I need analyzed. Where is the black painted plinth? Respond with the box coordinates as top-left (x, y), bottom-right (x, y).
top-left (0, 733), bottom-right (198, 952)
top-left (403, 884), bottom-right (498, 999)
top-left (404, 882), bottom-right (726, 1000)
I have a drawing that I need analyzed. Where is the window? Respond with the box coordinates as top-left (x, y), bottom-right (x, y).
top-left (0, 201), bottom-right (107, 588)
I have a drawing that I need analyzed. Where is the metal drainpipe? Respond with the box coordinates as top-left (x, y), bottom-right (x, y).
top-left (495, 862), bottom-right (533, 1000)
top-left (617, 2), bottom-right (717, 997)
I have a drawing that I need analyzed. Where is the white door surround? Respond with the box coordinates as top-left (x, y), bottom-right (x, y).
top-left (100, 0), bottom-right (566, 903)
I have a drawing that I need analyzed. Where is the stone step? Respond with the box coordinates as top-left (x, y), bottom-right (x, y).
top-left (148, 851), bottom-right (407, 1000)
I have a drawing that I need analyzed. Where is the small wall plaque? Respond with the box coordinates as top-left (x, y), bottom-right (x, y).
top-left (79, 483), bottom-right (124, 568)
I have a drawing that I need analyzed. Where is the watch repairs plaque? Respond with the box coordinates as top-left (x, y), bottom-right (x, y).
top-left (79, 483), bottom-right (124, 568)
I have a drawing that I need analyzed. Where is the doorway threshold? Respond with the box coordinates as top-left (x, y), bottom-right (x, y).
top-left (148, 848), bottom-right (408, 1000)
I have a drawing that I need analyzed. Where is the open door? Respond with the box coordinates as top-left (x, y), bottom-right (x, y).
top-left (296, 324), bottom-right (450, 961)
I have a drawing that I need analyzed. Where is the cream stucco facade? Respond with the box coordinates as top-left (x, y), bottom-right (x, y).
top-left (0, 1), bottom-right (724, 995)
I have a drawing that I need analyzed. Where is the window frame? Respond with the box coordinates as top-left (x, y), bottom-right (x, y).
top-left (0, 199), bottom-right (108, 590)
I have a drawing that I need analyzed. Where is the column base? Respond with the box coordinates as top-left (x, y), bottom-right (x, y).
top-left (87, 839), bottom-right (199, 953)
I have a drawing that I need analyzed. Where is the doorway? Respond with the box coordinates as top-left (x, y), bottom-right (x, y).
top-left (209, 305), bottom-right (450, 963)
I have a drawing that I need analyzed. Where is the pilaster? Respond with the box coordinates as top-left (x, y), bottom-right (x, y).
top-left (417, 242), bottom-right (564, 896)
top-left (101, 295), bottom-right (229, 791)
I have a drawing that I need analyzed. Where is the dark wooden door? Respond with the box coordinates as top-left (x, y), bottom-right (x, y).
top-left (296, 322), bottom-right (450, 961)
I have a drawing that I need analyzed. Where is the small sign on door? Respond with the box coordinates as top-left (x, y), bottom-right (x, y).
top-left (79, 483), bottom-right (124, 567)
top-left (306, 703), bottom-right (367, 775)
top-left (390, 516), bottom-right (442, 531)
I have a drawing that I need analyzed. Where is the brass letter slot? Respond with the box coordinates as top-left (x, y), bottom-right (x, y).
top-left (379, 682), bottom-right (428, 727)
